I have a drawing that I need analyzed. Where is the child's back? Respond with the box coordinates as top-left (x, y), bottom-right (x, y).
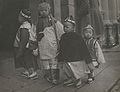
top-left (59, 32), bottom-right (91, 62)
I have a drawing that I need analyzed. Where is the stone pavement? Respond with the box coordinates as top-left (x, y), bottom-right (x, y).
top-left (107, 78), bottom-right (120, 92)
top-left (0, 45), bottom-right (120, 92)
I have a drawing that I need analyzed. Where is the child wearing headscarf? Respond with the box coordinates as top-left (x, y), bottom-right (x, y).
top-left (58, 16), bottom-right (91, 88)
top-left (82, 25), bottom-right (106, 83)
top-left (14, 9), bottom-right (38, 79)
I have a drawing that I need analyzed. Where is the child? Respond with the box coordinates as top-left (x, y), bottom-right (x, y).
top-left (82, 25), bottom-right (106, 83)
top-left (14, 9), bottom-right (38, 79)
top-left (58, 16), bottom-right (91, 88)
top-left (37, 2), bottom-right (64, 84)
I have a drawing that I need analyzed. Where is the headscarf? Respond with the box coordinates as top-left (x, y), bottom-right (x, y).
top-left (20, 9), bottom-right (31, 19)
top-left (82, 24), bottom-right (94, 31)
top-left (64, 15), bottom-right (76, 25)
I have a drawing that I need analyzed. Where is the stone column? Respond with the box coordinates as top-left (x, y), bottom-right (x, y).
top-left (68, 0), bottom-right (75, 18)
top-left (60, 0), bottom-right (68, 22)
top-left (101, 0), bottom-right (111, 24)
top-left (53, 0), bottom-right (61, 21)
top-left (108, 0), bottom-right (118, 24)
top-left (61, 0), bottom-right (75, 22)
top-left (116, 0), bottom-right (119, 17)
top-left (109, 0), bottom-right (119, 45)
top-left (119, 0), bottom-right (120, 13)
top-left (29, 0), bottom-right (38, 25)
top-left (116, 0), bottom-right (120, 44)
top-left (101, 0), bottom-right (115, 48)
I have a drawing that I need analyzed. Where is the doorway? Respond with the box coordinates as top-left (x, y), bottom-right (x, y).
top-left (0, 0), bottom-right (29, 50)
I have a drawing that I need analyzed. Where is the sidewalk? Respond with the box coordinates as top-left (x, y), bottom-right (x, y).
top-left (103, 45), bottom-right (120, 52)
top-left (0, 45), bottom-right (120, 92)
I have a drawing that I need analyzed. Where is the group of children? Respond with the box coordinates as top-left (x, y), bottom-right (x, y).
top-left (58, 16), bottom-right (105, 87)
top-left (14, 3), bottom-right (105, 88)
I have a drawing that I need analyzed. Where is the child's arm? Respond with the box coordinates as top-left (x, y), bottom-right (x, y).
top-left (95, 41), bottom-right (106, 64)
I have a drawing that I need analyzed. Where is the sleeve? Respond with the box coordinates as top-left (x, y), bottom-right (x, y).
top-left (55, 21), bottom-right (65, 41)
top-left (21, 23), bottom-right (31, 29)
top-left (79, 36), bottom-right (92, 63)
top-left (95, 41), bottom-right (106, 63)
top-left (58, 35), bottom-right (66, 62)
top-left (16, 28), bottom-right (29, 57)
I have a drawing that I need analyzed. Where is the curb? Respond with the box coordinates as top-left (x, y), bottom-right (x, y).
top-left (103, 50), bottom-right (120, 52)
top-left (105, 78), bottom-right (120, 92)
top-left (102, 45), bottom-right (120, 52)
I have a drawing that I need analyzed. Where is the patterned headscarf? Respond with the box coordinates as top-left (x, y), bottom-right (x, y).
top-left (64, 15), bottom-right (76, 25)
top-left (20, 9), bottom-right (31, 19)
top-left (82, 25), bottom-right (94, 31)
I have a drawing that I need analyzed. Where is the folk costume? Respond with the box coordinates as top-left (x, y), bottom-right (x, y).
top-left (58, 17), bottom-right (91, 87)
top-left (14, 9), bottom-right (38, 79)
top-left (82, 25), bottom-right (106, 83)
top-left (37, 2), bottom-right (64, 84)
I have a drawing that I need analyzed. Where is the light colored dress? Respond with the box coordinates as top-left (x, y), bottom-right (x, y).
top-left (38, 21), bottom-right (64, 69)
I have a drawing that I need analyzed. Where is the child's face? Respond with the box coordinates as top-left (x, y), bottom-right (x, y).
top-left (38, 8), bottom-right (49, 17)
top-left (84, 29), bottom-right (93, 39)
top-left (18, 14), bottom-right (26, 23)
top-left (64, 22), bottom-right (74, 33)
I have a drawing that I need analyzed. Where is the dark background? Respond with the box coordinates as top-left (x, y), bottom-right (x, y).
top-left (0, 0), bottom-right (29, 51)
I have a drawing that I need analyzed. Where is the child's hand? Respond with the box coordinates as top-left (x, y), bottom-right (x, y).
top-left (92, 60), bottom-right (99, 68)
top-left (37, 32), bottom-right (44, 41)
top-left (32, 49), bottom-right (38, 56)
top-left (59, 62), bottom-right (63, 69)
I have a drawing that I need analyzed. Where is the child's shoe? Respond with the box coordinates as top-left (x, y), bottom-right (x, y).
top-left (87, 70), bottom-right (94, 84)
top-left (92, 61), bottom-right (100, 68)
top-left (28, 72), bottom-right (38, 80)
top-left (63, 79), bottom-right (73, 85)
top-left (88, 77), bottom-right (94, 84)
top-left (66, 82), bottom-right (74, 87)
top-left (21, 70), bottom-right (29, 77)
top-left (76, 79), bottom-right (82, 88)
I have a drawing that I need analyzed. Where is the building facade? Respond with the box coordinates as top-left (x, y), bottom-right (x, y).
top-left (0, 0), bottom-right (120, 49)
top-left (30, 0), bottom-right (120, 47)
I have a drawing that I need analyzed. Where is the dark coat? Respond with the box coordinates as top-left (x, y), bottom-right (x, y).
top-left (14, 28), bottom-right (38, 69)
top-left (58, 32), bottom-right (92, 63)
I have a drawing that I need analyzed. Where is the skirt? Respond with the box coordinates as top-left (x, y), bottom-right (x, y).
top-left (63, 60), bottom-right (87, 80)
top-left (14, 47), bottom-right (38, 70)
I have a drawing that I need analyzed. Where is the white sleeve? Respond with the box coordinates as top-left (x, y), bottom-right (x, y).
top-left (95, 41), bottom-right (106, 63)
top-left (55, 21), bottom-right (65, 40)
top-left (20, 23), bottom-right (31, 29)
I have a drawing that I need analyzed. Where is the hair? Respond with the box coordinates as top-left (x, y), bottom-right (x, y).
top-left (38, 2), bottom-right (51, 11)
